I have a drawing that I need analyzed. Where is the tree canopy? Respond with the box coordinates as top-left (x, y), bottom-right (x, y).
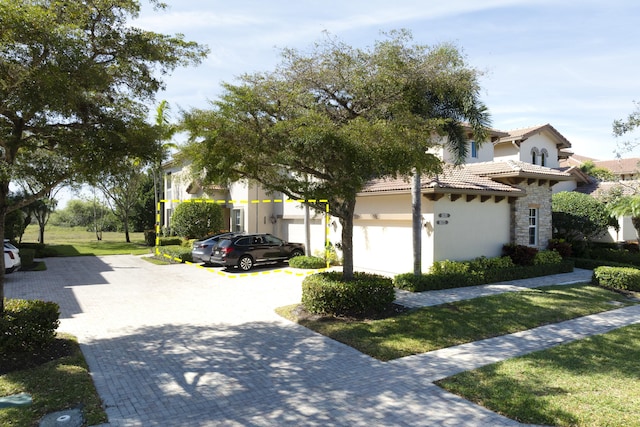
top-left (181, 30), bottom-right (490, 279)
top-left (552, 191), bottom-right (613, 246)
top-left (0, 0), bottom-right (208, 312)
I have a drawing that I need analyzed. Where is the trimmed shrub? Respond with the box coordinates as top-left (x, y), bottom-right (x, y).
top-left (592, 266), bottom-right (640, 291)
top-left (158, 237), bottom-right (183, 246)
top-left (394, 259), bottom-right (574, 292)
top-left (534, 250), bottom-right (563, 265)
top-left (289, 256), bottom-right (326, 269)
top-left (547, 239), bottom-right (572, 258)
top-left (155, 245), bottom-right (192, 263)
top-left (19, 248), bottom-right (36, 268)
top-left (502, 244), bottom-right (539, 266)
top-left (144, 229), bottom-right (157, 246)
top-left (571, 257), bottom-right (638, 270)
top-left (302, 271), bottom-right (395, 317)
top-left (589, 247), bottom-right (640, 267)
top-left (0, 299), bottom-right (60, 353)
top-left (170, 201), bottom-right (224, 239)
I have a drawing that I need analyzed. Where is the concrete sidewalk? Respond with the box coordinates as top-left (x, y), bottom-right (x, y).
top-left (5, 258), bottom-right (639, 426)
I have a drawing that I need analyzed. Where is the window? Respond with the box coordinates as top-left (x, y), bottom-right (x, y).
top-left (470, 141), bottom-right (478, 158)
top-left (531, 148), bottom-right (539, 165)
top-left (232, 209), bottom-right (244, 232)
top-left (540, 149), bottom-right (548, 167)
top-left (528, 208), bottom-right (538, 246)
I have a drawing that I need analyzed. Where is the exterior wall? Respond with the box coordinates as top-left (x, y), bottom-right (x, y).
top-left (511, 181), bottom-right (553, 250)
top-left (441, 140), bottom-right (494, 164)
top-left (350, 193), bottom-right (511, 275)
top-left (493, 142), bottom-right (520, 161)
top-left (596, 216), bottom-right (638, 243)
top-left (431, 197), bottom-right (511, 262)
top-left (552, 180), bottom-right (577, 194)
top-left (517, 133), bottom-right (559, 168)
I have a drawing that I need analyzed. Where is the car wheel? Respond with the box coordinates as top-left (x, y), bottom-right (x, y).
top-left (238, 255), bottom-right (254, 271)
top-left (290, 249), bottom-right (304, 258)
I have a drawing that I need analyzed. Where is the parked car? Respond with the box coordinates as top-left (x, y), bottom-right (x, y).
top-left (210, 233), bottom-right (305, 271)
top-left (4, 240), bottom-right (21, 274)
top-left (191, 232), bottom-right (237, 263)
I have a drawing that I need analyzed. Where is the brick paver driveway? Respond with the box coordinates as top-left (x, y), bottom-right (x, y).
top-left (5, 255), bottom-right (588, 426)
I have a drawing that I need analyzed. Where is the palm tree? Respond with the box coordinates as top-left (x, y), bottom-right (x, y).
top-left (609, 195), bottom-right (640, 243)
top-left (152, 101), bottom-right (178, 228)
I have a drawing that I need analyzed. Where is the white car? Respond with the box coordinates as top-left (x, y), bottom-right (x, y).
top-left (4, 240), bottom-right (21, 274)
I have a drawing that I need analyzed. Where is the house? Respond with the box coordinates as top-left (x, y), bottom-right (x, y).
top-left (560, 155), bottom-right (640, 242)
top-left (162, 123), bottom-right (574, 275)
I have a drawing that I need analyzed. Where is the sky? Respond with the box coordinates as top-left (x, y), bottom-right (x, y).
top-left (56, 0), bottom-right (640, 206)
top-left (131, 0), bottom-right (640, 161)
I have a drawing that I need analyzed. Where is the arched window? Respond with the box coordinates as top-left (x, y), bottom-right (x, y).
top-left (531, 148), bottom-right (539, 165)
top-left (540, 149), bottom-right (548, 167)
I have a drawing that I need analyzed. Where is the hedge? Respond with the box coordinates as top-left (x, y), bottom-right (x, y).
top-left (155, 245), bottom-right (192, 263)
top-left (302, 271), bottom-right (395, 317)
top-left (394, 259), bottom-right (574, 292)
top-left (571, 257), bottom-right (639, 270)
top-left (0, 299), bottom-right (60, 353)
top-left (592, 266), bottom-right (640, 292)
top-left (289, 256), bottom-right (327, 269)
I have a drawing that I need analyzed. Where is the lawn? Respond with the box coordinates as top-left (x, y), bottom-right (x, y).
top-left (437, 324), bottom-right (640, 427)
top-left (20, 225), bottom-right (152, 256)
top-left (0, 334), bottom-right (108, 427)
top-left (278, 284), bottom-right (638, 361)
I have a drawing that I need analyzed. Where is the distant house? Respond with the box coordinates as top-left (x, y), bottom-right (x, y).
top-left (560, 155), bottom-right (640, 242)
top-left (163, 123), bottom-right (574, 275)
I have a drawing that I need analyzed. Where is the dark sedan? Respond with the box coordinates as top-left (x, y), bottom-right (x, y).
top-left (210, 233), bottom-right (305, 271)
top-left (191, 232), bottom-right (237, 263)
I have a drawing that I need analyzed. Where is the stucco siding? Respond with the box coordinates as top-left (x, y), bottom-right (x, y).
top-left (431, 198), bottom-right (511, 262)
top-left (518, 134), bottom-right (559, 168)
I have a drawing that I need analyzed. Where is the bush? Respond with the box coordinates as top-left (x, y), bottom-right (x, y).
top-left (155, 245), bottom-right (192, 263)
top-left (502, 244), bottom-right (538, 266)
top-left (170, 201), bottom-right (224, 239)
top-left (0, 299), bottom-right (60, 353)
top-left (19, 248), bottom-right (36, 268)
top-left (394, 259), bottom-right (574, 292)
top-left (571, 257), bottom-right (635, 270)
top-left (289, 256), bottom-right (326, 269)
top-left (547, 239), bottom-right (572, 258)
top-left (302, 271), bottom-right (395, 317)
top-left (588, 247), bottom-right (640, 267)
top-left (158, 237), bottom-right (183, 246)
top-left (552, 191), bottom-right (613, 243)
top-left (592, 266), bottom-right (640, 291)
top-left (534, 250), bottom-right (563, 265)
top-left (144, 229), bottom-right (157, 246)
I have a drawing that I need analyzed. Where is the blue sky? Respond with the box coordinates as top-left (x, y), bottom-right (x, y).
top-left (132, 0), bottom-right (640, 161)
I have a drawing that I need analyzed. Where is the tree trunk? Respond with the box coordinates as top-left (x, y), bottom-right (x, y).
top-left (124, 213), bottom-right (131, 243)
top-left (0, 180), bottom-right (9, 314)
top-left (338, 197), bottom-right (356, 281)
top-left (39, 222), bottom-right (45, 245)
top-left (412, 171), bottom-right (422, 276)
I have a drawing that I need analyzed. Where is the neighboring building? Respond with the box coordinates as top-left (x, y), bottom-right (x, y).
top-left (162, 123), bottom-right (574, 275)
top-left (561, 154), bottom-right (640, 242)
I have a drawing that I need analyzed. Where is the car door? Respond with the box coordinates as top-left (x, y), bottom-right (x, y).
top-left (262, 234), bottom-right (286, 260)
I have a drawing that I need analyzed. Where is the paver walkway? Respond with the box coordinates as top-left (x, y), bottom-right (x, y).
top-left (5, 258), bottom-right (639, 426)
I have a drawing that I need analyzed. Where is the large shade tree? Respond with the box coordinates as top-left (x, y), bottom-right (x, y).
top-left (0, 0), bottom-right (208, 312)
top-left (181, 31), bottom-right (489, 279)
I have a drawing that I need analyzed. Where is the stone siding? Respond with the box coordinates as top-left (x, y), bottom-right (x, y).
top-left (510, 181), bottom-right (553, 250)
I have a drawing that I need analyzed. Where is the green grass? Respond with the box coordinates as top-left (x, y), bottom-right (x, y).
top-left (0, 334), bottom-right (108, 427)
top-left (278, 284), bottom-right (638, 361)
top-left (437, 324), bottom-right (640, 427)
top-left (19, 225), bottom-right (152, 256)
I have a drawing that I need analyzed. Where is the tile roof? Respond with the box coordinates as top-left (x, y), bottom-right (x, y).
top-left (360, 165), bottom-right (525, 196)
top-left (498, 123), bottom-right (572, 149)
top-left (575, 181), bottom-right (640, 198)
top-left (593, 158), bottom-right (640, 175)
top-left (462, 160), bottom-right (573, 179)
